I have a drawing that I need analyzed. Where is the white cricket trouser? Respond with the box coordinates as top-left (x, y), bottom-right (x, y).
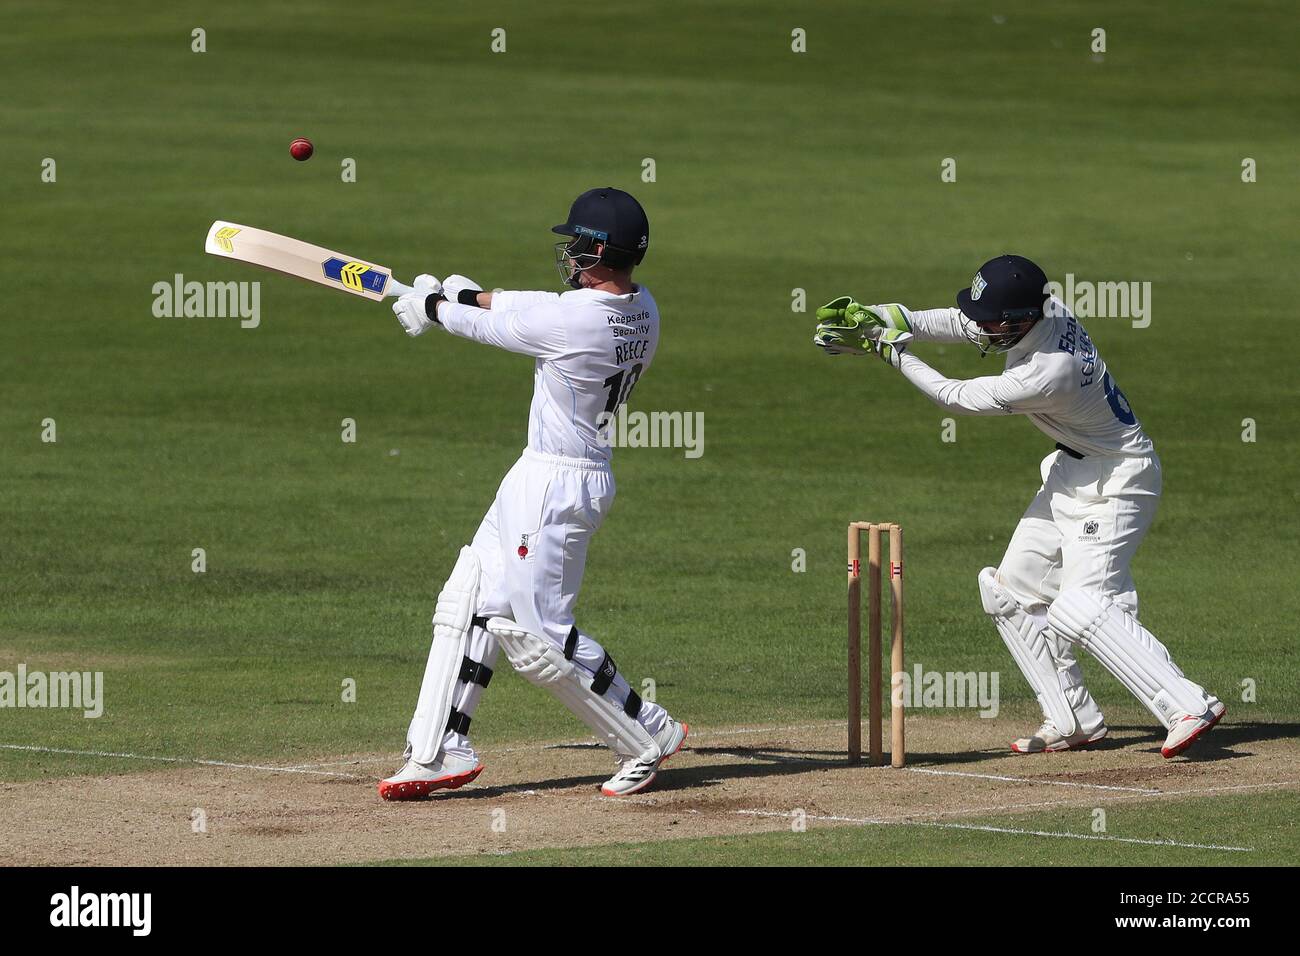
top-left (447, 448), bottom-right (669, 756)
top-left (998, 450), bottom-right (1161, 613)
top-left (995, 449), bottom-right (1162, 729)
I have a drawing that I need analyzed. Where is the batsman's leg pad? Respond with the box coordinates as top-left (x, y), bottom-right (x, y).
top-left (407, 547), bottom-right (483, 764)
top-left (487, 617), bottom-right (659, 759)
top-left (980, 568), bottom-right (1078, 736)
top-left (446, 622), bottom-right (499, 748)
top-left (1048, 587), bottom-right (1209, 728)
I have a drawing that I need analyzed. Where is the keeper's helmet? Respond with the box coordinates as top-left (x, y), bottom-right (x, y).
top-left (956, 254), bottom-right (1049, 355)
top-left (552, 187), bottom-right (649, 289)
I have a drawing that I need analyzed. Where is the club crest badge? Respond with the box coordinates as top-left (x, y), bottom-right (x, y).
top-left (970, 271), bottom-right (987, 301)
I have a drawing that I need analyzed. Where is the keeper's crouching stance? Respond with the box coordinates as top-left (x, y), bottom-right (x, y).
top-left (813, 255), bottom-right (1224, 759)
top-left (379, 188), bottom-right (687, 800)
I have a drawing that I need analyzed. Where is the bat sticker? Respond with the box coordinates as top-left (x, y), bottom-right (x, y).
top-left (321, 257), bottom-right (389, 295)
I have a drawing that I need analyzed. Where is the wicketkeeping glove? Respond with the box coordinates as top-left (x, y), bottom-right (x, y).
top-left (812, 298), bottom-right (914, 355)
top-left (812, 296), bottom-right (876, 355)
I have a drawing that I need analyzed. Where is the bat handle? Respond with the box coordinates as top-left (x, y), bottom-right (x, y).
top-left (386, 278), bottom-right (415, 298)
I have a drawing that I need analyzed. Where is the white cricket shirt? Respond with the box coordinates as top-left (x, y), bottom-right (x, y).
top-left (436, 286), bottom-right (660, 462)
top-left (902, 300), bottom-right (1154, 457)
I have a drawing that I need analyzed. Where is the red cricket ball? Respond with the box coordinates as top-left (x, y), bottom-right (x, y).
top-left (289, 137), bottom-right (314, 161)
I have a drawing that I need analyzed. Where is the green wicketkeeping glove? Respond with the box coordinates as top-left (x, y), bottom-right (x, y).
top-left (813, 298), bottom-right (913, 356)
top-left (812, 296), bottom-right (879, 355)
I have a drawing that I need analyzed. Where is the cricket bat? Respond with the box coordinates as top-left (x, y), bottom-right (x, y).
top-left (204, 220), bottom-right (414, 300)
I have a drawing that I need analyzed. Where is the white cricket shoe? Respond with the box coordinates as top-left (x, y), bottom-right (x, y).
top-left (1161, 699), bottom-right (1226, 758)
top-left (378, 751), bottom-right (483, 801)
top-left (1010, 720), bottom-right (1108, 754)
top-left (600, 720), bottom-right (689, 797)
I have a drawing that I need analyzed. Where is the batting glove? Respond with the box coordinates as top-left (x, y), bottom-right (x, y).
top-left (391, 273), bottom-right (443, 337)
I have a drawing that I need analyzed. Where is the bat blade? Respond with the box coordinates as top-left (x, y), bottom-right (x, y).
top-left (204, 220), bottom-right (411, 300)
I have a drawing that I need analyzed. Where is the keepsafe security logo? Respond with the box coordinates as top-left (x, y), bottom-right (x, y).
top-left (50, 886), bottom-right (152, 936)
top-left (321, 257), bottom-right (388, 294)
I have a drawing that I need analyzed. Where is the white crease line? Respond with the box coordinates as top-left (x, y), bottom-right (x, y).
top-left (603, 780), bottom-right (1300, 826)
top-left (0, 744), bottom-right (363, 779)
top-left (912, 779), bottom-right (1300, 822)
top-left (602, 780), bottom-right (1300, 826)
top-left (1151, 780), bottom-right (1298, 796)
top-left (906, 766), bottom-right (1160, 793)
top-left (733, 809), bottom-right (1253, 853)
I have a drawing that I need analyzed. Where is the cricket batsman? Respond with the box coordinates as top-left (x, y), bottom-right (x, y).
top-left (378, 187), bottom-right (687, 799)
top-left (813, 255), bottom-right (1224, 757)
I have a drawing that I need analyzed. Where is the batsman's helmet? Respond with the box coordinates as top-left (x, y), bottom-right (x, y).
top-left (552, 187), bottom-right (649, 288)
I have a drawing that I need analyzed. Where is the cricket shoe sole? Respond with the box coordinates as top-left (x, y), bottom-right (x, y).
top-left (378, 757), bottom-right (484, 801)
top-left (1011, 724), bottom-right (1108, 754)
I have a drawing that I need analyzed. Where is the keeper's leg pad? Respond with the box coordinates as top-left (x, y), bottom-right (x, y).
top-left (487, 617), bottom-right (659, 759)
top-left (980, 568), bottom-right (1078, 736)
top-left (1048, 587), bottom-right (1209, 728)
top-left (407, 547), bottom-right (482, 764)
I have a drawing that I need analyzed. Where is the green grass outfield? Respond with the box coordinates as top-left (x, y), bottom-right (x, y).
top-left (1, 1), bottom-right (1297, 863)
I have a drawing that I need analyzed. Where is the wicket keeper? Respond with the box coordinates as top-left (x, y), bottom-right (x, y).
top-left (813, 255), bottom-right (1224, 757)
